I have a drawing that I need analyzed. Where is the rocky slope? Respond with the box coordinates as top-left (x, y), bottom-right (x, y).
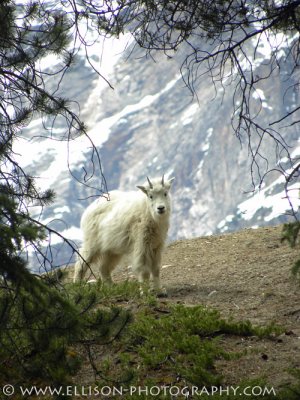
top-left (62, 224), bottom-right (300, 390)
top-left (16, 34), bottom-right (300, 268)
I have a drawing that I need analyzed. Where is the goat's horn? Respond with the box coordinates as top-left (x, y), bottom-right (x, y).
top-left (147, 176), bottom-right (153, 188)
top-left (161, 174), bottom-right (165, 186)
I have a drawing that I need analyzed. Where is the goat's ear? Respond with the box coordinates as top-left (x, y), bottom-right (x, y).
top-left (137, 185), bottom-right (148, 195)
top-left (167, 177), bottom-right (175, 187)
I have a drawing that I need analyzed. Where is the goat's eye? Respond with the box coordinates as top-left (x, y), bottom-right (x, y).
top-left (149, 195), bottom-right (153, 199)
top-left (164, 192), bottom-right (167, 197)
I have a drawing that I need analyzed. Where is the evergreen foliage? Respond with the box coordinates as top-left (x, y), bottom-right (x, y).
top-left (87, 298), bottom-right (299, 400)
top-left (0, 277), bottom-right (131, 389)
top-left (281, 221), bottom-right (300, 278)
top-left (0, 0), bottom-right (109, 390)
top-left (121, 304), bottom-right (282, 389)
top-left (282, 221), bottom-right (300, 248)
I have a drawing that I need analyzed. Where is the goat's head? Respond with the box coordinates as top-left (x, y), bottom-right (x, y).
top-left (137, 175), bottom-right (175, 219)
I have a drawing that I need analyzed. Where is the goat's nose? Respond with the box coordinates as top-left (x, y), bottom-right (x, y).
top-left (157, 205), bottom-right (165, 213)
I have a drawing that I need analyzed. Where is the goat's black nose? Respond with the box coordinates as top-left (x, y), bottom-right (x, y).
top-left (157, 206), bottom-right (165, 213)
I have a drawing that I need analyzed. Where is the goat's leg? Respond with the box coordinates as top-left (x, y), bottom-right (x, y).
top-left (131, 256), bottom-right (151, 295)
top-left (137, 269), bottom-right (151, 296)
top-left (137, 269), bottom-right (150, 285)
top-left (99, 253), bottom-right (121, 285)
top-left (73, 258), bottom-right (87, 282)
top-left (73, 247), bottom-right (97, 282)
top-left (150, 251), bottom-right (167, 297)
top-left (151, 267), bottom-right (167, 297)
top-left (151, 267), bottom-right (161, 291)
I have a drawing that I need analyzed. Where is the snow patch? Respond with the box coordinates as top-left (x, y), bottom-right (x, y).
top-left (252, 88), bottom-right (273, 110)
top-left (202, 128), bottom-right (213, 152)
top-left (255, 31), bottom-right (299, 61)
top-left (54, 205), bottom-right (70, 213)
top-left (238, 176), bottom-right (300, 222)
top-left (217, 214), bottom-right (235, 230)
top-left (181, 103), bottom-right (199, 126)
top-left (48, 226), bottom-right (83, 246)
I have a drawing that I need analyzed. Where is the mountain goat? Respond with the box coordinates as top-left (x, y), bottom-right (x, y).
top-left (73, 175), bottom-right (174, 294)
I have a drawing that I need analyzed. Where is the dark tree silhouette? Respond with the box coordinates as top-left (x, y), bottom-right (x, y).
top-left (0, 0), bottom-right (118, 387)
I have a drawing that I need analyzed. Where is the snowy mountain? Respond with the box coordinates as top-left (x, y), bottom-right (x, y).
top-left (15, 34), bottom-right (300, 268)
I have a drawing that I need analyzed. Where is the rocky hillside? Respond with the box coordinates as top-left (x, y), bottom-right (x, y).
top-left (16, 34), bottom-right (300, 268)
top-left (61, 224), bottom-right (300, 390)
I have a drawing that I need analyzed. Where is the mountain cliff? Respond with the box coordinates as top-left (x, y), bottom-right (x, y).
top-left (16, 36), bottom-right (300, 267)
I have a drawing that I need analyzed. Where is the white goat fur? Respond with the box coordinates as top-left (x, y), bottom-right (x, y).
top-left (73, 176), bottom-right (174, 291)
